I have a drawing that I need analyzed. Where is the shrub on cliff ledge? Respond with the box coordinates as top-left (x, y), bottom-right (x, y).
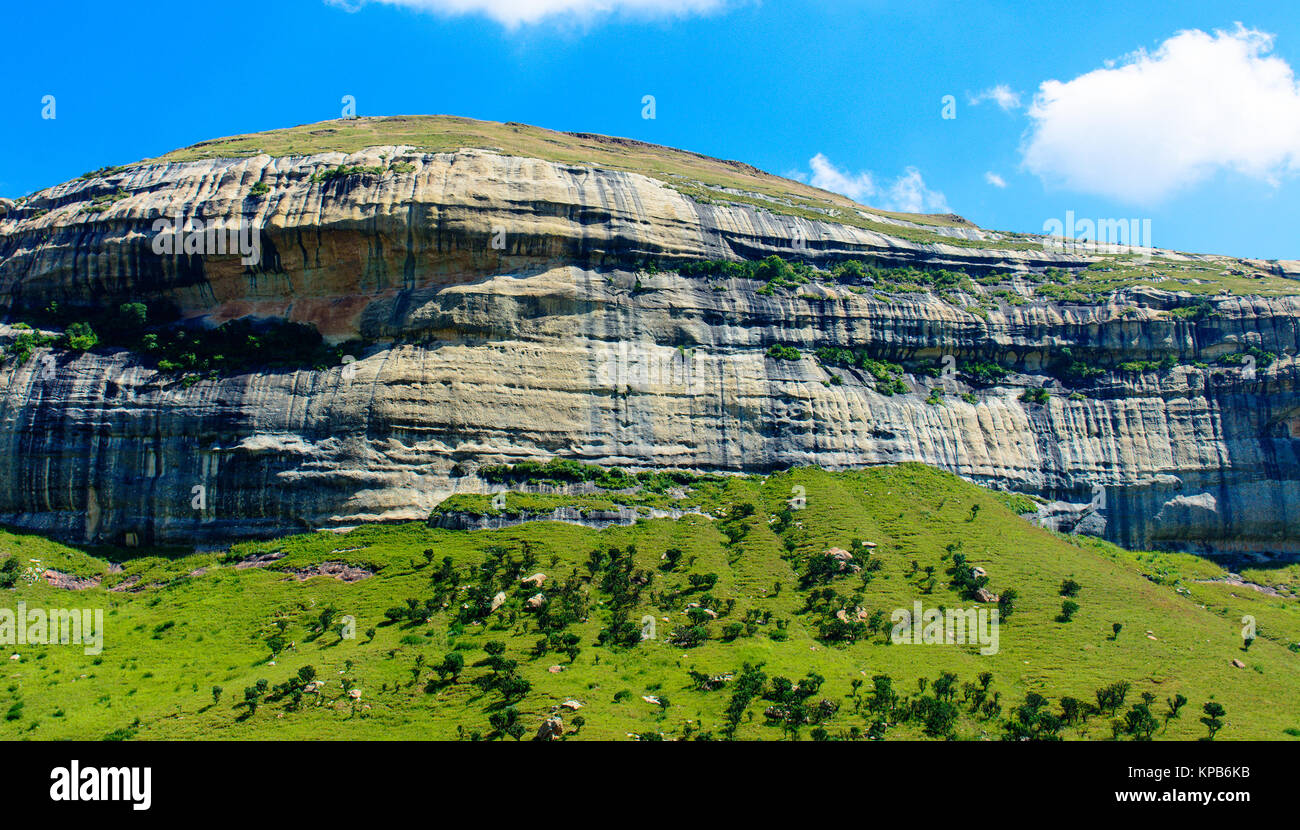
top-left (765, 344), bottom-right (801, 361)
top-left (1019, 387), bottom-right (1051, 405)
top-left (6, 299), bottom-right (350, 377)
top-left (63, 322), bottom-right (98, 351)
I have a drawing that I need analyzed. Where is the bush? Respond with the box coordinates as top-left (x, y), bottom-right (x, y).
top-left (1019, 387), bottom-right (1050, 404)
top-left (961, 360), bottom-right (1009, 386)
top-left (1062, 361), bottom-right (1106, 383)
top-left (0, 557), bottom-right (19, 588)
top-left (313, 165), bottom-right (385, 182)
top-left (765, 344), bottom-right (801, 361)
top-left (815, 348), bottom-right (909, 395)
top-left (64, 322), bottom-right (98, 351)
top-left (997, 588), bottom-right (1017, 620)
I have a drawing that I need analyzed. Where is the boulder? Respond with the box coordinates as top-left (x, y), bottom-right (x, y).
top-left (536, 716), bottom-right (564, 741)
top-left (824, 547), bottom-right (860, 573)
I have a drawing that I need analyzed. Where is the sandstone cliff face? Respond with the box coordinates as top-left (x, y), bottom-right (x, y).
top-left (0, 146), bottom-right (1296, 555)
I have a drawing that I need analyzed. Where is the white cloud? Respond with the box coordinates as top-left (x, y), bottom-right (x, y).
top-left (807, 154), bottom-right (950, 213)
top-left (328, 0), bottom-right (726, 26)
top-left (885, 167), bottom-right (950, 213)
top-left (1021, 25), bottom-right (1300, 203)
top-left (984, 171), bottom-right (1007, 188)
top-left (809, 153), bottom-right (876, 202)
top-left (968, 84), bottom-right (1022, 111)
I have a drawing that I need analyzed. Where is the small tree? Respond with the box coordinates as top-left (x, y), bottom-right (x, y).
top-left (1111, 622), bottom-right (1123, 640)
top-left (997, 589), bottom-right (1017, 621)
top-left (436, 652), bottom-right (464, 683)
top-left (1060, 696), bottom-right (1082, 726)
top-left (1164, 693), bottom-right (1188, 726)
top-left (1057, 599), bottom-right (1080, 623)
top-left (1095, 680), bottom-right (1130, 715)
top-left (869, 675), bottom-right (897, 715)
top-left (1201, 702), bottom-right (1226, 740)
top-left (933, 672), bottom-right (959, 702)
top-left (211, 686), bottom-right (223, 706)
top-left (316, 605), bottom-right (339, 634)
top-left (1123, 704), bottom-right (1159, 741)
top-left (1060, 579), bottom-right (1081, 597)
top-left (488, 705), bottom-right (519, 740)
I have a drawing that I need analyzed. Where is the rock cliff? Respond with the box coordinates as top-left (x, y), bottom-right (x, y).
top-left (0, 116), bottom-right (1296, 555)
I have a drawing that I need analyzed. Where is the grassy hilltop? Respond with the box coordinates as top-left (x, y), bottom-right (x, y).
top-left (149, 114), bottom-right (970, 230)
top-left (2, 464), bottom-right (1297, 741)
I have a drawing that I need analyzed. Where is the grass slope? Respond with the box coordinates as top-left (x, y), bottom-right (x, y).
top-left (1, 464), bottom-right (1296, 741)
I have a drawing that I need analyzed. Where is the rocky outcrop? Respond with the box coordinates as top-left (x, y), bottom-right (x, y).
top-left (0, 138), bottom-right (1297, 555)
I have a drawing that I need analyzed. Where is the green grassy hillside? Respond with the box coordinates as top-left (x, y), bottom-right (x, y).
top-left (2, 464), bottom-right (1296, 741)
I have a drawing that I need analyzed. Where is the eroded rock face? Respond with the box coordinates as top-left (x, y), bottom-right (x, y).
top-left (0, 148), bottom-right (1297, 554)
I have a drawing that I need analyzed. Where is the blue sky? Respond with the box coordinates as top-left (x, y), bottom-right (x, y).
top-left (3, 0), bottom-right (1299, 258)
